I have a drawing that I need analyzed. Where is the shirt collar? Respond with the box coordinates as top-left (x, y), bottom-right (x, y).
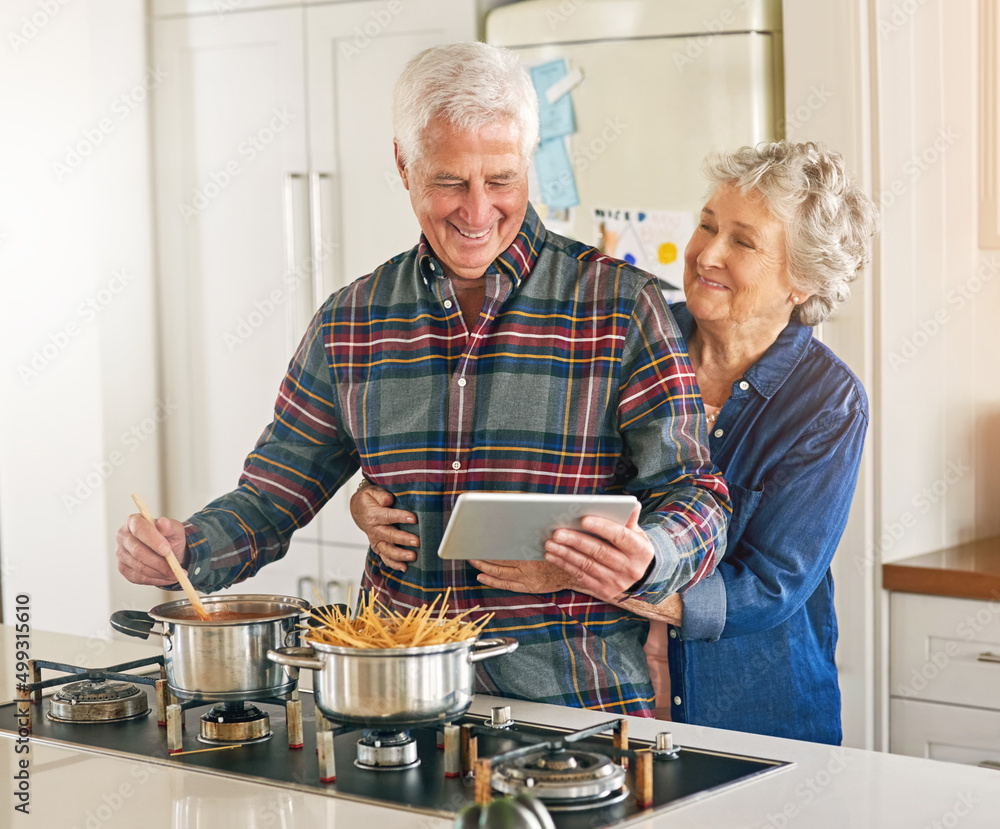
top-left (416, 202), bottom-right (546, 288)
top-left (671, 301), bottom-right (814, 400)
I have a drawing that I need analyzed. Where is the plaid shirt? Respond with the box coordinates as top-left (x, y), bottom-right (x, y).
top-left (184, 204), bottom-right (729, 716)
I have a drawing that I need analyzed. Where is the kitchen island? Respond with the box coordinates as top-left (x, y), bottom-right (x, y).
top-left (2, 624), bottom-right (998, 828)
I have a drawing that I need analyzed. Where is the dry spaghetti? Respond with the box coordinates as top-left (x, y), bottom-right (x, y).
top-left (305, 588), bottom-right (493, 649)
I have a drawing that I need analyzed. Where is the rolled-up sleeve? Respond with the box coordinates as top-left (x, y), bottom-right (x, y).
top-left (617, 284), bottom-right (730, 605)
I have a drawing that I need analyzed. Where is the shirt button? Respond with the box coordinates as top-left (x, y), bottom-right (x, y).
top-left (669, 628), bottom-right (677, 639)
top-left (713, 428), bottom-right (724, 438)
top-left (443, 300), bottom-right (453, 309)
top-left (673, 696), bottom-right (682, 706)
top-left (739, 380), bottom-right (749, 390)
top-left (193, 567), bottom-right (201, 575)
top-left (457, 378), bottom-right (467, 387)
top-left (452, 461), bottom-right (461, 470)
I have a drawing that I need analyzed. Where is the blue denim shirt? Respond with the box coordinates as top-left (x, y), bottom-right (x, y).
top-left (667, 303), bottom-right (869, 745)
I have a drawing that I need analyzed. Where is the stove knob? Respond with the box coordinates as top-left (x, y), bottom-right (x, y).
top-left (489, 705), bottom-right (512, 728)
top-left (652, 731), bottom-right (680, 760)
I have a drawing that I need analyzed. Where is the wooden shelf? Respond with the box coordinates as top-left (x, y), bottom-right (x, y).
top-left (882, 536), bottom-right (1000, 600)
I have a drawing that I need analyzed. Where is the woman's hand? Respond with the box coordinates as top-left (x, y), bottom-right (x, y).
top-left (542, 504), bottom-right (654, 602)
top-left (469, 559), bottom-right (580, 593)
top-left (350, 482), bottom-right (419, 572)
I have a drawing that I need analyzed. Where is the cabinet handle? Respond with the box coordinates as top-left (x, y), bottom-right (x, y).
top-left (325, 578), bottom-right (353, 606)
top-left (297, 576), bottom-right (318, 601)
top-left (309, 172), bottom-right (333, 310)
top-left (977, 652), bottom-right (1000, 664)
top-left (978, 760), bottom-right (1000, 771)
top-left (283, 172), bottom-right (310, 348)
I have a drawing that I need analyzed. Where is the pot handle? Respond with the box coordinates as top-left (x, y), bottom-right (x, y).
top-left (110, 610), bottom-right (166, 640)
top-left (300, 603), bottom-right (349, 629)
top-left (469, 637), bottom-right (519, 664)
top-left (267, 646), bottom-right (325, 672)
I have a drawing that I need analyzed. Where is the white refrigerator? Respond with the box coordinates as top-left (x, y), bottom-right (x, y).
top-left (487, 0), bottom-right (783, 294)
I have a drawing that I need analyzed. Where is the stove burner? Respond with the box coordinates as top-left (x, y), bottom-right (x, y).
top-left (355, 730), bottom-right (420, 771)
top-left (491, 748), bottom-right (628, 809)
top-left (47, 680), bottom-right (150, 723)
top-left (198, 702), bottom-right (271, 745)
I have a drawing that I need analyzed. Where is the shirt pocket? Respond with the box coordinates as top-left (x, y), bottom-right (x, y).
top-left (725, 481), bottom-right (763, 556)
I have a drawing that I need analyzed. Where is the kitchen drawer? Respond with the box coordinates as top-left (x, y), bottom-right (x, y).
top-left (890, 698), bottom-right (1000, 768)
top-left (889, 592), bottom-right (1000, 710)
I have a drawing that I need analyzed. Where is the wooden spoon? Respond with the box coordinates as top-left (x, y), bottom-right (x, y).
top-left (131, 492), bottom-right (212, 621)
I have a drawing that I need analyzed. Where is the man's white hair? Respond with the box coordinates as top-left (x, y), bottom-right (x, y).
top-left (393, 41), bottom-right (539, 168)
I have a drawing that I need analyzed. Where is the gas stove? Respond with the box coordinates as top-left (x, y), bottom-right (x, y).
top-left (1, 656), bottom-right (791, 827)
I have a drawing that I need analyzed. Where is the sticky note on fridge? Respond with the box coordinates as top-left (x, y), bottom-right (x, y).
top-left (534, 138), bottom-right (579, 210)
top-left (530, 59), bottom-right (577, 140)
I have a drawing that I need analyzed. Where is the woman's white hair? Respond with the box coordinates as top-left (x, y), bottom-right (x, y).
top-left (703, 140), bottom-right (881, 325)
top-left (392, 41), bottom-right (539, 169)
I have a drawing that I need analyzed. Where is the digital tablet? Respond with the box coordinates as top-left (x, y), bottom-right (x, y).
top-left (437, 492), bottom-right (639, 561)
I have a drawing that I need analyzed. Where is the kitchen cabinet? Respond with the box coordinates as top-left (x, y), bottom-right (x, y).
top-left (888, 593), bottom-right (1000, 764)
top-left (884, 538), bottom-right (1000, 765)
top-left (150, 1), bottom-right (475, 601)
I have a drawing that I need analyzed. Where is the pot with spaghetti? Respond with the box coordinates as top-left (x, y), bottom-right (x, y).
top-left (267, 591), bottom-right (517, 727)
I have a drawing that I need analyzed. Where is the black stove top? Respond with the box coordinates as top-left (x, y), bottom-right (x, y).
top-left (0, 660), bottom-right (791, 828)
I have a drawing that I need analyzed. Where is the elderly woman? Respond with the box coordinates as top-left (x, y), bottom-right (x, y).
top-left (351, 140), bottom-right (879, 745)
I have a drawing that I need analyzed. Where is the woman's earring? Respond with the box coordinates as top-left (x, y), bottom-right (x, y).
top-left (791, 296), bottom-right (800, 304)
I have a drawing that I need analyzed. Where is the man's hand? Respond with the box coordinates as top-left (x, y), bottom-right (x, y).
top-left (350, 482), bottom-right (419, 573)
top-left (469, 558), bottom-right (580, 593)
top-left (115, 513), bottom-right (190, 586)
top-left (542, 504), bottom-right (654, 602)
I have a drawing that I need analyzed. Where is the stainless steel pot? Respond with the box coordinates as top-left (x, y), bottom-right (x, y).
top-left (268, 635), bottom-right (518, 727)
top-left (111, 594), bottom-right (311, 701)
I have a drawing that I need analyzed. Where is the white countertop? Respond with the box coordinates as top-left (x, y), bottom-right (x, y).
top-left (2, 625), bottom-right (998, 827)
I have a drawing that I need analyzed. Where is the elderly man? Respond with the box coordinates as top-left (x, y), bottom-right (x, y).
top-left (116, 41), bottom-right (729, 716)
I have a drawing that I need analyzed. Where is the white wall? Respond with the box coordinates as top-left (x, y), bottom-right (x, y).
top-left (871, 0), bottom-right (1000, 751)
top-left (0, 0), bottom-right (163, 640)
top-left (874, 0), bottom-right (1000, 561)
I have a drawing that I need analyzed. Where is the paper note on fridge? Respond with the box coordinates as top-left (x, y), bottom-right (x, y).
top-left (534, 138), bottom-right (580, 210)
top-left (529, 59), bottom-right (577, 140)
top-left (594, 208), bottom-right (696, 303)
